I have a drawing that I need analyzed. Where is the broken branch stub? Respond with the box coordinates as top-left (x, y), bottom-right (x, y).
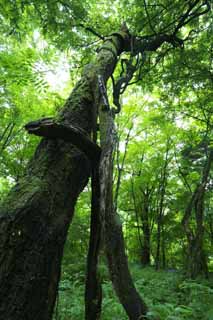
top-left (25, 118), bottom-right (101, 163)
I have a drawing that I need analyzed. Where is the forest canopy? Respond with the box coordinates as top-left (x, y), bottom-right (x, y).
top-left (0, 1), bottom-right (212, 320)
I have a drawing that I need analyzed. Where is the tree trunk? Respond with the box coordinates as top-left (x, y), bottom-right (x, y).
top-left (99, 102), bottom-right (148, 319)
top-left (155, 139), bottom-right (170, 270)
top-left (0, 104), bottom-right (91, 320)
top-left (161, 226), bottom-right (166, 269)
top-left (85, 165), bottom-right (102, 320)
top-left (0, 30), bottom-right (128, 320)
top-left (141, 193), bottom-right (151, 266)
top-left (182, 149), bottom-right (213, 278)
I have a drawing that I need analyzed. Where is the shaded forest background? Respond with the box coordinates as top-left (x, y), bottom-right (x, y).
top-left (0, 0), bottom-right (212, 319)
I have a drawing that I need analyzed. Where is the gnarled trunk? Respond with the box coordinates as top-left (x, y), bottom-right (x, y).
top-left (0, 30), bottom-right (125, 320)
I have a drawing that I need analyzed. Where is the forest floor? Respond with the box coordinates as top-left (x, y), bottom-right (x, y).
top-left (54, 263), bottom-right (213, 320)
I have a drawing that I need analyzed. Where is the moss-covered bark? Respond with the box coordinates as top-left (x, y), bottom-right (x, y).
top-left (0, 95), bottom-right (92, 320)
top-left (0, 31), bottom-right (126, 320)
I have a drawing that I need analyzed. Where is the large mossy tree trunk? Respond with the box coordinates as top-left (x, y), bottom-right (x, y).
top-left (0, 100), bottom-right (92, 320)
top-left (0, 30), bottom-right (129, 320)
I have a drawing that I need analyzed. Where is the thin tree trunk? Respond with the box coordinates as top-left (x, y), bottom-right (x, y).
top-left (85, 93), bottom-right (102, 319)
top-left (182, 149), bottom-right (213, 278)
top-left (0, 122), bottom-right (16, 154)
top-left (85, 164), bottom-right (102, 320)
top-left (141, 192), bottom-right (151, 266)
top-left (99, 96), bottom-right (148, 319)
top-left (114, 122), bottom-right (133, 212)
top-left (155, 138), bottom-right (170, 270)
top-left (161, 225), bottom-right (166, 269)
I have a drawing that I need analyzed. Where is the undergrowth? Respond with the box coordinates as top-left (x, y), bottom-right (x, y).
top-left (54, 263), bottom-right (213, 320)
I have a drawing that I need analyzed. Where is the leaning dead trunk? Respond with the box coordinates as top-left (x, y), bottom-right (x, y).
top-left (98, 96), bottom-right (148, 319)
